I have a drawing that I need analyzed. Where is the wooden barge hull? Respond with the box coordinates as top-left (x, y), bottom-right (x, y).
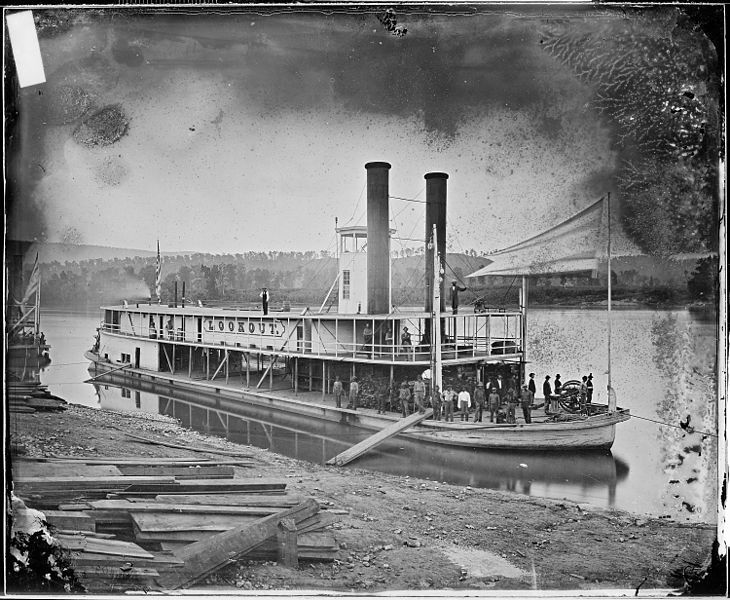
top-left (85, 352), bottom-right (629, 451)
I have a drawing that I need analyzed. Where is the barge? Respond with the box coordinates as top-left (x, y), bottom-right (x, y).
top-left (86, 162), bottom-right (629, 451)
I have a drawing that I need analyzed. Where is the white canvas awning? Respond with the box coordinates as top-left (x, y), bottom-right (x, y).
top-left (467, 197), bottom-right (643, 278)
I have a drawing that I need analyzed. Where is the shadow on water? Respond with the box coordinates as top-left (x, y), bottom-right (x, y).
top-left (91, 374), bottom-right (628, 509)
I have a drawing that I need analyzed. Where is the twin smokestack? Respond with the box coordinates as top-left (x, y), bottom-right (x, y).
top-left (364, 162), bottom-right (448, 316)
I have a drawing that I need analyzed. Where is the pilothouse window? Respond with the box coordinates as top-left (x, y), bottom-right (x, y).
top-left (342, 270), bottom-right (351, 299)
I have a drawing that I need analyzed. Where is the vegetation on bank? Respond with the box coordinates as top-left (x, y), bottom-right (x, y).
top-left (31, 251), bottom-right (717, 310)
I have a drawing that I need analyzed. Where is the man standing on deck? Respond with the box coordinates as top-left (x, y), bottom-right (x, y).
top-left (450, 281), bottom-right (467, 315)
top-left (431, 385), bottom-right (443, 421)
top-left (543, 375), bottom-right (552, 414)
top-left (413, 375), bottom-right (426, 414)
top-left (505, 386), bottom-right (518, 424)
top-left (443, 385), bottom-right (455, 422)
top-left (528, 372), bottom-right (536, 396)
top-left (473, 383), bottom-right (486, 422)
top-left (586, 373), bottom-right (594, 404)
top-left (348, 377), bottom-right (360, 410)
top-left (333, 376), bottom-right (344, 408)
top-left (457, 387), bottom-right (471, 421)
top-left (520, 385), bottom-right (533, 424)
top-left (260, 288), bottom-right (270, 316)
top-left (399, 380), bottom-right (411, 417)
top-left (488, 387), bottom-right (500, 423)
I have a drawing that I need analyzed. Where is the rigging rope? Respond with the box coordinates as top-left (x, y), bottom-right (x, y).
top-left (629, 413), bottom-right (717, 438)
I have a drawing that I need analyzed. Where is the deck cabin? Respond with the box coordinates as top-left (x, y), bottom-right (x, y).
top-left (97, 303), bottom-right (523, 391)
top-left (94, 162), bottom-right (527, 397)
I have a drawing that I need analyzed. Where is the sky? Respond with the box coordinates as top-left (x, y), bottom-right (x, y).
top-left (3, 5), bottom-right (704, 255)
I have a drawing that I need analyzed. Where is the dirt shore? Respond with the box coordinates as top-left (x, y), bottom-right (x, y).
top-left (7, 404), bottom-right (717, 593)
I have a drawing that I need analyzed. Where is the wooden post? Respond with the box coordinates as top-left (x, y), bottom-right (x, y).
top-left (294, 358), bottom-right (299, 393)
top-left (269, 354), bottom-right (274, 390)
top-left (277, 517), bottom-right (298, 568)
top-left (206, 349), bottom-right (210, 380)
top-left (246, 352), bottom-right (250, 387)
top-left (308, 360), bottom-right (313, 392)
top-left (188, 347), bottom-right (193, 378)
top-left (225, 349), bottom-right (229, 384)
top-left (322, 362), bottom-right (326, 400)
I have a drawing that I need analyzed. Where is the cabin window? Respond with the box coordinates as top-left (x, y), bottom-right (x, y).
top-left (121, 388), bottom-right (131, 398)
top-left (342, 270), bottom-right (350, 299)
top-left (355, 234), bottom-right (367, 252)
top-left (342, 235), bottom-right (353, 253)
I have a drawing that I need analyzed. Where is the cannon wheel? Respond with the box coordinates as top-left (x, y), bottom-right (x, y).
top-left (558, 379), bottom-right (583, 413)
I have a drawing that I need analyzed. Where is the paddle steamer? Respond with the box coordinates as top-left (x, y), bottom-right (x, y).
top-left (86, 162), bottom-right (629, 450)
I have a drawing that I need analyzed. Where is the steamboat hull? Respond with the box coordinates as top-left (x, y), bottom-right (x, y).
top-left (85, 351), bottom-right (629, 451)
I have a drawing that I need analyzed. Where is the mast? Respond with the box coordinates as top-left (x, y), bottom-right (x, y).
top-left (607, 192), bottom-right (615, 411)
top-left (431, 224), bottom-right (443, 393)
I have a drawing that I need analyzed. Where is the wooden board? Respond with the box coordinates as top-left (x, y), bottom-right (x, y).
top-left (55, 535), bottom-right (155, 559)
top-left (88, 499), bottom-right (287, 516)
top-left (40, 456), bottom-right (254, 466)
top-left (326, 408), bottom-right (433, 466)
top-left (131, 513), bottom-right (261, 533)
top-left (68, 551), bottom-right (184, 568)
top-left (152, 493), bottom-right (292, 505)
top-left (43, 510), bottom-right (95, 532)
top-left (156, 498), bottom-right (319, 589)
top-left (117, 465), bottom-right (236, 479)
top-left (124, 432), bottom-right (253, 458)
top-left (13, 475), bottom-right (177, 489)
top-left (120, 478), bottom-right (285, 495)
top-left (12, 463), bottom-right (123, 478)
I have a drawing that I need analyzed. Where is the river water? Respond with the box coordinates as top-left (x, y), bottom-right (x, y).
top-left (31, 307), bottom-right (718, 523)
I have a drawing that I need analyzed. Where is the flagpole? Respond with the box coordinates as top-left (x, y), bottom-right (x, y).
top-left (607, 192), bottom-right (615, 411)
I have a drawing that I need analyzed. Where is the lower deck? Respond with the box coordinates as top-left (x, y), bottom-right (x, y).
top-left (87, 350), bottom-right (629, 451)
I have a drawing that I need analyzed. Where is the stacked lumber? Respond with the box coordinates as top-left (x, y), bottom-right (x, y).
top-left (13, 456), bottom-right (341, 592)
top-left (56, 532), bottom-right (183, 592)
top-left (7, 384), bottom-right (67, 412)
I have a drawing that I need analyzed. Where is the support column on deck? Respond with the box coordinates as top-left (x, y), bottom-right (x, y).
top-left (294, 357), bottom-right (299, 393)
top-left (322, 362), bottom-right (326, 400)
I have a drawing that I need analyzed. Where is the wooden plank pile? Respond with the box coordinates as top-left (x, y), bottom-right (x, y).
top-left (8, 383), bottom-right (67, 413)
top-left (12, 456), bottom-right (341, 592)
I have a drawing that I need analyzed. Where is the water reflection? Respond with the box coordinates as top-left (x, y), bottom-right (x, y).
top-left (93, 376), bottom-right (628, 510)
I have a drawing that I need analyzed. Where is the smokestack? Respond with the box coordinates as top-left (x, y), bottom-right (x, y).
top-left (425, 172), bottom-right (448, 314)
top-left (366, 161), bottom-right (391, 314)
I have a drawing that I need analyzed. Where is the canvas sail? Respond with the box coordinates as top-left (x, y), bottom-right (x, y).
top-left (466, 197), bottom-right (641, 278)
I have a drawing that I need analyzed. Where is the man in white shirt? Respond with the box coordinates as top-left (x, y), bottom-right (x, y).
top-left (457, 387), bottom-right (471, 421)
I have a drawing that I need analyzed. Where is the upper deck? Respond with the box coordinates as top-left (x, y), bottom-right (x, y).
top-left (99, 303), bottom-right (523, 366)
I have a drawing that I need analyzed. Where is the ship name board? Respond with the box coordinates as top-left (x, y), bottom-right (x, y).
top-left (205, 318), bottom-right (285, 338)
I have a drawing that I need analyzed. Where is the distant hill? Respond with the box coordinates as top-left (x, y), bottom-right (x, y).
top-left (32, 243), bottom-right (187, 264)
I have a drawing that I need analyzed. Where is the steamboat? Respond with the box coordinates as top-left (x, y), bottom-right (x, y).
top-left (85, 162), bottom-right (630, 452)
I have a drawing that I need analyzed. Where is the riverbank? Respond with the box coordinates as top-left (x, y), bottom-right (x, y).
top-left (8, 404), bottom-right (717, 593)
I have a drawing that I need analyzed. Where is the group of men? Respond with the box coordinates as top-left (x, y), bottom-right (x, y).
top-left (329, 370), bottom-right (595, 420)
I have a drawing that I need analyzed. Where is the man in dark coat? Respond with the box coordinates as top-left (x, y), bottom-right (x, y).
top-left (450, 281), bottom-right (467, 315)
top-left (260, 288), bottom-right (269, 315)
top-left (543, 375), bottom-right (552, 414)
top-left (586, 373), bottom-right (594, 404)
top-left (520, 385), bottom-right (534, 424)
top-left (528, 372), bottom-right (536, 395)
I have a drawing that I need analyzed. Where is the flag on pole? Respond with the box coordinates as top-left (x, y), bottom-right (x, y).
top-left (20, 252), bottom-right (40, 307)
top-left (155, 240), bottom-right (162, 303)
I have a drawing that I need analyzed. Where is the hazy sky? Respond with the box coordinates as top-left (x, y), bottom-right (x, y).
top-left (6, 6), bottom-right (679, 255)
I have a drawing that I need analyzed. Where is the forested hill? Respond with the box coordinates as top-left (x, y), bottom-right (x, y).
top-left (33, 246), bottom-right (711, 308)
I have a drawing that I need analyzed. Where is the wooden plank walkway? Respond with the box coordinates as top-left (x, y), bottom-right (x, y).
top-left (326, 409), bottom-right (433, 467)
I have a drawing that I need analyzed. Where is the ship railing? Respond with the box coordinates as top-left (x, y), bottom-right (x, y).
top-left (100, 310), bottom-right (522, 362)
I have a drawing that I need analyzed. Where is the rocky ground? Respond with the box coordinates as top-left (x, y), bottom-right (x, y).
top-left (7, 404), bottom-right (719, 593)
